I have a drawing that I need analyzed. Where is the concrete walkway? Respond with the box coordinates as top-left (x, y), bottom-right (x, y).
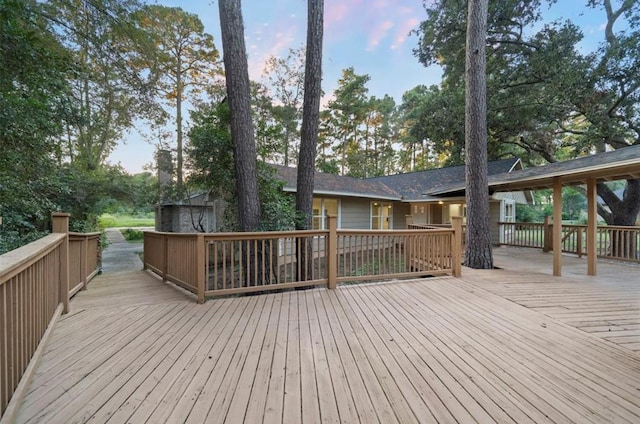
top-left (101, 228), bottom-right (145, 273)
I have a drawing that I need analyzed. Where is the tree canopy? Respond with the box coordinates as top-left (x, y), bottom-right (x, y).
top-left (414, 0), bottom-right (640, 225)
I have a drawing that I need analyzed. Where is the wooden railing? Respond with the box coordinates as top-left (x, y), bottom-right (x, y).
top-left (143, 216), bottom-right (463, 302)
top-left (337, 229), bottom-right (456, 283)
top-left (498, 220), bottom-right (640, 263)
top-left (0, 213), bottom-right (100, 420)
top-left (499, 222), bottom-right (546, 248)
top-left (68, 232), bottom-right (101, 297)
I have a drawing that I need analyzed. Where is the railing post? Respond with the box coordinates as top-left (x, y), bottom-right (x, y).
top-left (327, 215), bottom-right (337, 289)
top-left (142, 232), bottom-right (148, 270)
top-left (52, 212), bottom-right (70, 314)
top-left (81, 235), bottom-right (88, 290)
top-left (577, 227), bottom-right (583, 258)
top-left (543, 215), bottom-right (552, 253)
top-left (196, 234), bottom-right (206, 304)
top-left (162, 234), bottom-right (168, 281)
top-left (451, 217), bottom-right (463, 277)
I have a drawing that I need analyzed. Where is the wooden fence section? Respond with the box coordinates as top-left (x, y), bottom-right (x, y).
top-left (337, 229), bottom-right (456, 283)
top-left (499, 222), bottom-right (546, 248)
top-left (68, 232), bottom-right (101, 297)
top-left (498, 220), bottom-right (640, 263)
top-left (143, 216), bottom-right (463, 302)
top-left (0, 234), bottom-right (65, 419)
top-left (0, 213), bottom-right (101, 420)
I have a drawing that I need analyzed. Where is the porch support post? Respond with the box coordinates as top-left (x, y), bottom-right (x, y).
top-left (586, 177), bottom-right (598, 276)
top-left (552, 177), bottom-right (563, 277)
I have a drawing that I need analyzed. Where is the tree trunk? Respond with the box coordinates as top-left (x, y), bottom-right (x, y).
top-left (296, 0), bottom-right (323, 281)
top-left (597, 179), bottom-right (640, 226)
top-left (176, 56), bottom-right (184, 193)
top-left (597, 178), bottom-right (640, 259)
top-left (218, 0), bottom-right (260, 233)
top-left (464, 0), bottom-right (493, 269)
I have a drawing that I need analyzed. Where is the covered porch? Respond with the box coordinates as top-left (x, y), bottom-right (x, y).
top-left (427, 144), bottom-right (640, 277)
top-left (10, 247), bottom-right (640, 423)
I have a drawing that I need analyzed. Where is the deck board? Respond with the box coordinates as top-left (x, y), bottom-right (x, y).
top-left (13, 259), bottom-right (640, 423)
top-left (467, 248), bottom-right (640, 353)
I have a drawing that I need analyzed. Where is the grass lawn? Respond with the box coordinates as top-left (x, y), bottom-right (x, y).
top-left (98, 213), bottom-right (155, 229)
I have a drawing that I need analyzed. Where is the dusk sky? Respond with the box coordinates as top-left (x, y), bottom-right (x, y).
top-left (108, 0), bottom-right (611, 174)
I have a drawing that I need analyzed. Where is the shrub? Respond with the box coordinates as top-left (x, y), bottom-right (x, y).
top-left (121, 228), bottom-right (144, 242)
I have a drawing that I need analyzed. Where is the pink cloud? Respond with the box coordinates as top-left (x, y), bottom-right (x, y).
top-left (368, 20), bottom-right (394, 51)
top-left (325, 2), bottom-right (350, 28)
top-left (391, 17), bottom-right (420, 49)
top-left (247, 26), bottom-right (299, 80)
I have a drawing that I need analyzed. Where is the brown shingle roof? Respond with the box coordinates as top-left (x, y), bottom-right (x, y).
top-left (427, 145), bottom-right (640, 194)
top-left (271, 157), bottom-right (521, 201)
top-left (368, 158), bottom-right (520, 200)
top-left (271, 164), bottom-right (402, 200)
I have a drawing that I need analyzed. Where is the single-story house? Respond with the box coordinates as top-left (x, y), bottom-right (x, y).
top-left (156, 158), bottom-right (533, 244)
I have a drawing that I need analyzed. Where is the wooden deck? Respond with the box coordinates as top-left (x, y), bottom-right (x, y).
top-left (482, 247), bottom-right (640, 352)
top-left (14, 255), bottom-right (640, 423)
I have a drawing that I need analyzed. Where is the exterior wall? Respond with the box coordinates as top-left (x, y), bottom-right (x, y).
top-left (173, 208), bottom-right (198, 232)
top-left (392, 202), bottom-right (410, 229)
top-left (155, 201), bottom-right (223, 233)
top-left (432, 204), bottom-right (443, 224)
top-left (494, 191), bottom-right (529, 204)
top-left (340, 198), bottom-right (372, 229)
top-left (409, 203), bottom-right (428, 225)
top-left (489, 200), bottom-right (502, 245)
top-left (339, 198), bottom-right (408, 230)
top-left (406, 200), bottom-right (504, 245)
top-left (155, 205), bottom-right (174, 232)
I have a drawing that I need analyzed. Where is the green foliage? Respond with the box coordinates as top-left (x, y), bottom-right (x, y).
top-left (562, 187), bottom-right (587, 221)
top-left (413, 0), bottom-right (640, 225)
top-left (133, 4), bottom-right (222, 192)
top-left (515, 204), bottom-right (545, 223)
top-left (320, 68), bottom-right (399, 177)
top-left (121, 228), bottom-right (144, 242)
top-left (186, 101), bottom-right (300, 231)
top-left (397, 84), bottom-right (464, 169)
top-left (0, 0), bottom-right (72, 254)
top-left (46, 0), bottom-right (153, 171)
top-left (261, 46), bottom-right (305, 166)
top-left (255, 165), bottom-right (301, 231)
top-left (98, 213), bottom-right (155, 229)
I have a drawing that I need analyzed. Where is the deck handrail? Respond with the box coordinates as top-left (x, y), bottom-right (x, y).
top-left (498, 220), bottom-right (640, 263)
top-left (143, 216), bottom-right (464, 302)
top-left (68, 232), bottom-right (101, 297)
top-left (0, 213), bottom-right (101, 420)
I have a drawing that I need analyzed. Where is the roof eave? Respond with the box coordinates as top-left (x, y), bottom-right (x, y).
top-left (282, 187), bottom-right (401, 201)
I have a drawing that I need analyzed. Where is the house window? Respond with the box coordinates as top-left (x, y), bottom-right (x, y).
top-left (504, 201), bottom-right (515, 222)
top-left (371, 202), bottom-right (393, 229)
top-left (312, 198), bottom-right (339, 229)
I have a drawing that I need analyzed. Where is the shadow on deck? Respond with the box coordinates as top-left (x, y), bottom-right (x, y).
top-left (13, 249), bottom-right (640, 423)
